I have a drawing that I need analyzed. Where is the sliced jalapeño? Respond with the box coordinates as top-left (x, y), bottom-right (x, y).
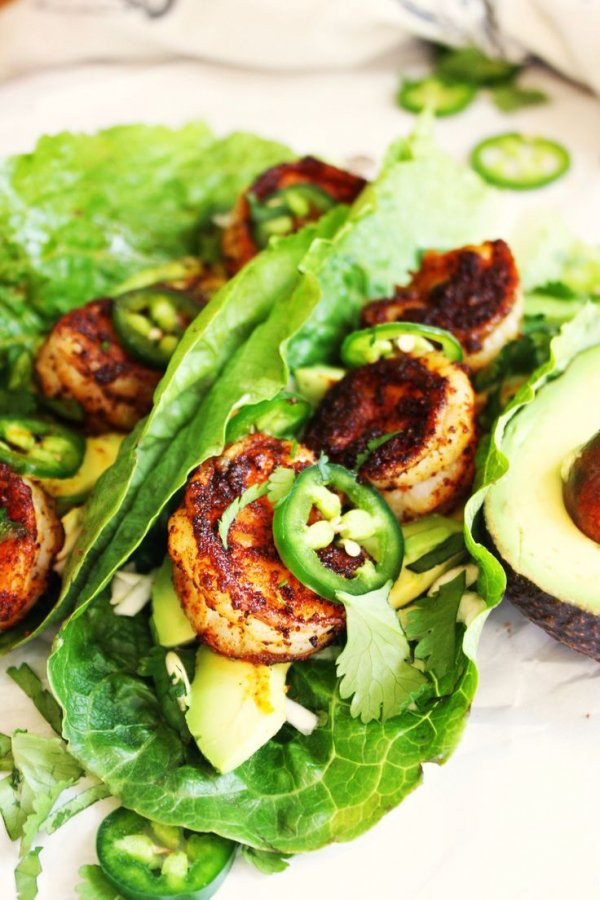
top-left (0, 415), bottom-right (85, 478)
top-left (96, 808), bottom-right (236, 900)
top-left (248, 184), bottom-right (336, 248)
top-left (113, 288), bottom-right (200, 370)
top-left (471, 132), bottom-right (570, 190)
top-left (226, 392), bottom-right (312, 443)
top-left (341, 322), bottom-right (463, 368)
top-left (273, 462), bottom-right (403, 601)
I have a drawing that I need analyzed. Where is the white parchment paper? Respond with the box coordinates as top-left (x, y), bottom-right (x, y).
top-left (0, 50), bottom-right (599, 900)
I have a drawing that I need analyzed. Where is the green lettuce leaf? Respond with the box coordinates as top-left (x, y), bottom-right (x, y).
top-left (515, 214), bottom-right (600, 297)
top-left (48, 592), bottom-right (477, 852)
top-left (44, 783), bottom-right (111, 835)
top-left (287, 126), bottom-right (495, 367)
top-left (0, 124), bottom-right (292, 321)
top-left (7, 664), bottom-right (63, 735)
top-left (12, 731), bottom-right (84, 853)
top-left (15, 847), bottom-right (42, 900)
top-left (76, 865), bottom-right (123, 900)
top-left (0, 733), bottom-right (12, 772)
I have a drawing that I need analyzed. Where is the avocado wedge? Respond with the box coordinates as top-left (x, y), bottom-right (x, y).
top-left (485, 342), bottom-right (600, 659)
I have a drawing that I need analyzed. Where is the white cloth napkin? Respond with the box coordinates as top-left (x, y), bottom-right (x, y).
top-left (1, 0), bottom-right (599, 93)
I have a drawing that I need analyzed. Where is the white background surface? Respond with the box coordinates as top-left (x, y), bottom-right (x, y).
top-left (1, 46), bottom-right (600, 900)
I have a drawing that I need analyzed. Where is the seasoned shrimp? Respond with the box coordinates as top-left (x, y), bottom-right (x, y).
top-left (222, 157), bottom-right (366, 274)
top-left (361, 240), bottom-right (522, 371)
top-left (168, 433), bottom-right (345, 664)
top-left (35, 298), bottom-right (162, 434)
top-left (0, 464), bottom-right (63, 631)
top-left (304, 353), bottom-right (477, 521)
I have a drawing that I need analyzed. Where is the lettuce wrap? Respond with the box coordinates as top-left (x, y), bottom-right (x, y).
top-left (44, 124), bottom-right (504, 851)
top-left (0, 122), bottom-right (294, 653)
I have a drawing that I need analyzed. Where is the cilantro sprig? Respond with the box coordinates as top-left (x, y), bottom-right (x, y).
top-left (354, 431), bottom-right (401, 470)
top-left (218, 466), bottom-right (296, 549)
top-left (335, 582), bottom-right (426, 723)
top-left (404, 571), bottom-right (466, 682)
top-left (397, 45), bottom-right (548, 119)
top-left (0, 664), bottom-right (111, 898)
top-left (0, 507), bottom-right (24, 543)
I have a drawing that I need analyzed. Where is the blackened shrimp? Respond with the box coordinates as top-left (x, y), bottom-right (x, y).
top-left (304, 353), bottom-right (477, 521)
top-left (361, 240), bottom-right (522, 371)
top-left (168, 434), bottom-right (345, 664)
top-left (222, 157), bottom-right (366, 274)
top-left (0, 464), bottom-right (63, 631)
top-left (35, 298), bottom-right (162, 434)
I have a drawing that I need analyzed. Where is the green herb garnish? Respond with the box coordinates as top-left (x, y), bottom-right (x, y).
top-left (335, 582), bottom-right (427, 723)
top-left (218, 467), bottom-right (297, 549)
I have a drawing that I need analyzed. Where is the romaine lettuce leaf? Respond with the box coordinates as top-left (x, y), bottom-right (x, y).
top-left (0, 124), bottom-right (293, 321)
top-left (515, 213), bottom-right (600, 298)
top-left (49, 591), bottom-right (477, 852)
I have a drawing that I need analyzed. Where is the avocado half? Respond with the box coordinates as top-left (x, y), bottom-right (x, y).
top-left (484, 344), bottom-right (600, 661)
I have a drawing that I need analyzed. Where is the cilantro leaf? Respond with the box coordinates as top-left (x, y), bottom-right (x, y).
top-left (7, 664), bottom-right (63, 735)
top-left (76, 865), bottom-right (123, 899)
top-left (2, 731), bottom-right (84, 852)
top-left (491, 85), bottom-right (548, 112)
top-left (404, 571), bottom-right (466, 680)
top-left (435, 46), bottom-right (520, 86)
top-left (266, 466), bottom-right (296, 507)
top-left (45, 783), bottom-right (111, 835)
top-left (316, 453), bottom-right (331, 480)
top-left (0, 732), bottom-right (13, 772)
top-left (335, 582), bottom-right (427, 723)
top-left (0, 507), bottom-right (24, 543)
top-left (217, 482), bottom-right (268, 549)
top-left (15, 847), bottom-right (42, 900)
top-left (0, 772), bottom-right (22, 839)
top-left (241, 846), bottom-right (293, 874)
top-left (355, 431), bottom-right (401, 469)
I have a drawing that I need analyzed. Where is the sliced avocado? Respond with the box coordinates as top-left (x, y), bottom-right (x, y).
top-left (186, 646), bottom-right (289, 773)
top-left (294, 365), bottom-right (346, 407)
top-left (525, 293), bottom-right (586, 324)
top-left (116, 258), bottom-right (204, 293)
top-left (390, 515), bottom-right (465, 609)
top-left (151, 557), bottom-right (196, 648)
top-left (41, 433), bottom-right (123, 509)
top-left (485, 344), bottom-right (600, 659)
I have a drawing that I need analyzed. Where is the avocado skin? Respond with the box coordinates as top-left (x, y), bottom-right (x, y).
top-left (504, 561), bottom-right (600, 662)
